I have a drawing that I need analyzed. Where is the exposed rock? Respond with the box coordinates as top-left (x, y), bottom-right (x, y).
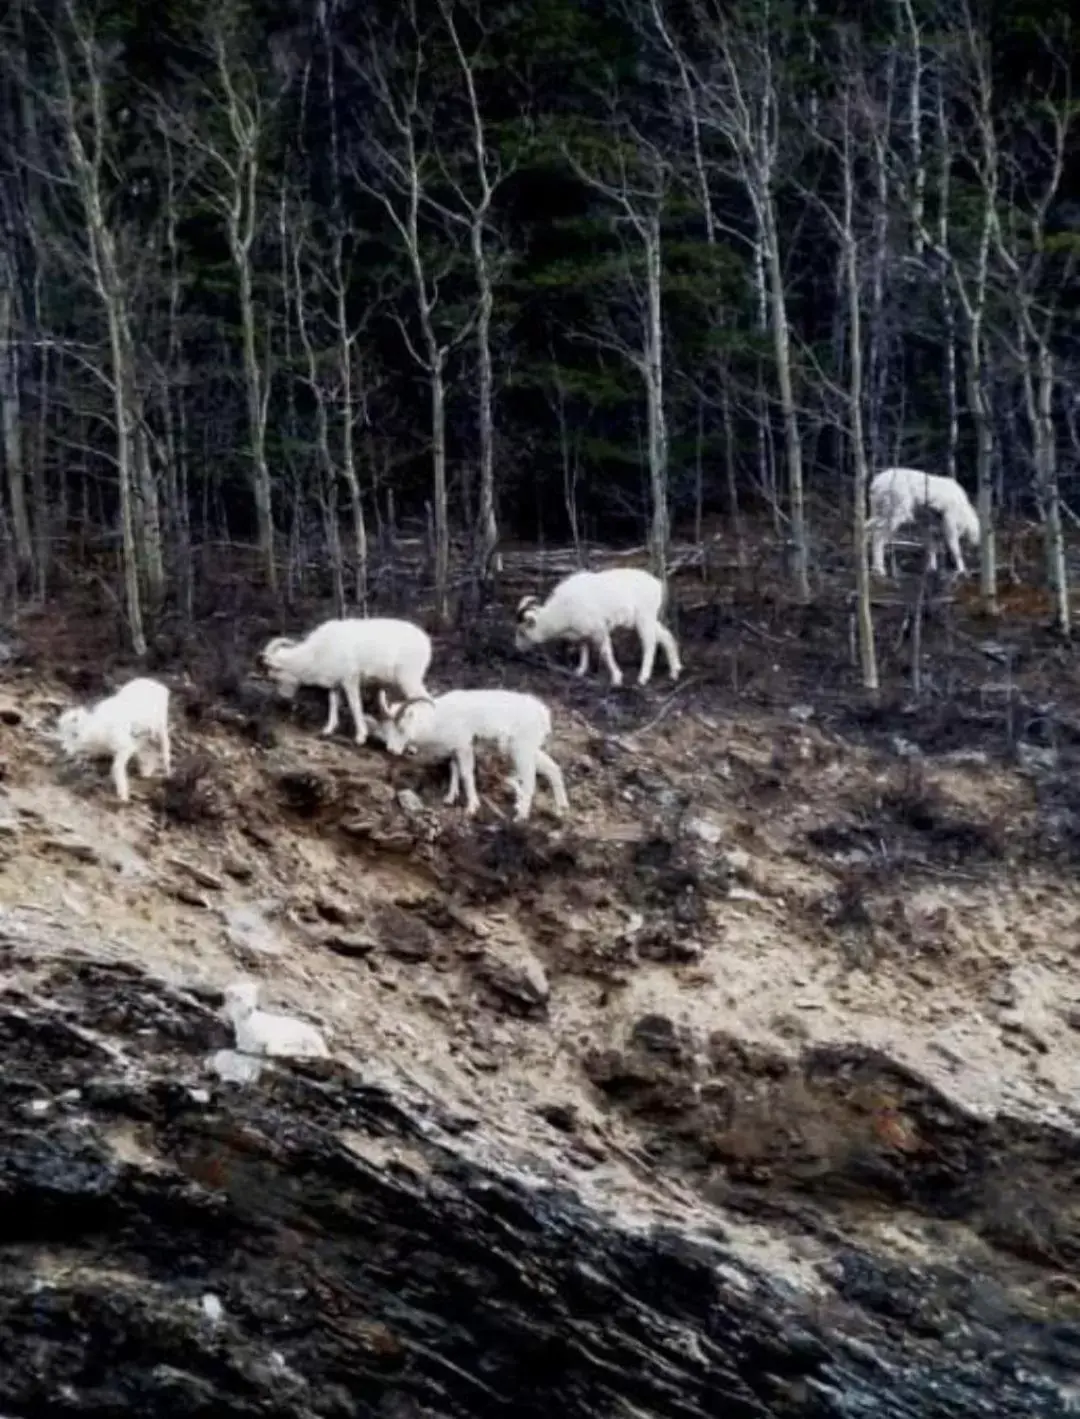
top-left (475, 940), bottom-right (550, 1016)
top-left (169, 857), bottom-right (225, 892)
top-left (372, 902), bottom-right (435, 961)
top-left (397, 787), bottom-right (426, 815)
top-left (313, 892), bottom-right (352, 925)
top-left (171, 885), bottom-right (212, 910)
top-left (630, 1012), bottom-right (685, 1060)
top-left (42, 836), bottom-right (100, 864)
top-left (0, 957), bottom-right (1073, 1419)
top-left (687, 814), bottom-right (724, 846)
top-left (988, 975), bottom-right (1018, 1008)
top-left (322, 931), bottom-right (378, 960)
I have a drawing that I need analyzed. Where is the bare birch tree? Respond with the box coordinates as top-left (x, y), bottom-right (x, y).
top-left (346, 1), bottom-right (478, 623)
top-left (164, 2), bottom-right (285, 589)
top-left (987, 35), bottom-right (1075, 632)
top-left (32, 0), bottom-right (177, 651)
top-left (0, 241), bottom-right (33, 577)
top-left (434, 0), bottom-right (508, 592)
top-left (901, 3), bottom-right (1000, 613)
top-left (318, 0), bottom-right (372, 610)
top-left (802, 39), bottom-right (879, 690)
top-left (688, 0), bottom-right (811, 600)
top-left (562, 119), bottom-right (672, 586)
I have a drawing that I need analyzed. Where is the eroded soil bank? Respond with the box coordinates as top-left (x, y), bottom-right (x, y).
top-left (2, 952), bottom-right (1079, 1418)
top-left (3, 552), bottom-right (1080, 1414)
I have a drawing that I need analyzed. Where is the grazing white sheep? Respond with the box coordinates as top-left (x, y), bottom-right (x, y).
top-left (55, 676), bottom-right (172, 803)
top-left (221, 981), bottom-right (330, 1060)
top-left (258, 617), bottom-right (432, 745)
top-left (378, 688), bottom-right (570, 822)
top-left (514, 567), bottom-right (681, 688)
top-left (868, 467), bottom-right (981, 577)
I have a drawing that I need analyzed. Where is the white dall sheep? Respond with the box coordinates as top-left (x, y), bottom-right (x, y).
top-left (868, 467), bottom-right (981, 577)
top-left (56, 676), bottom-right (172, 803)
top-left (514, 568), bottom-right (681, 688)
top-left (378, 688), bottom-right (570, 822)
top-left (221, 981), bottom-right (330, 1059)
top-left (258, 617), bottom-right (432, 745)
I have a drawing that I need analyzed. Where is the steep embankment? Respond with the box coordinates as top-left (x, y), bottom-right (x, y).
top-left (2, 615), bottom-right (1080, 1414)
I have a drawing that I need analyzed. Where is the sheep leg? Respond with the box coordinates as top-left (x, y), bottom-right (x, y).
top-left (322, 688), bottom-right (341, 737)
top-left (574, 643), bottom-right (590, 677)
top-left (870, 523), bottom-right (888, 578)
top-left (511, 747), bottom-right (538, 821)
top-left (944, 521), bottom-right (966, 575)
top-left (342, 677), bottom-right (367, 745)
top-left (655, 622), bottom-right (682, 681)
top-left (159, 725), bottom-right (172, 777)
top-left (456, 744), bottom-right (481, 817)
top-left (597, 633), bottom-right (623, 688)
top-left (444, 758), bottom-right (461, 805)
top-left (535, 749), bottom-right (569, 817)
top-left (111, 745), bottom-right (135, 803)
top-left (636, 621), bottom-right (658, 686)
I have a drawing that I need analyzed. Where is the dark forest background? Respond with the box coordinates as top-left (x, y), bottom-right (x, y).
top-left (0, 0), bottom-right (1078, 658)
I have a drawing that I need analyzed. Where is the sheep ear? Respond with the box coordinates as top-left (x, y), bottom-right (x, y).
top-left (515, 595), bottom-right (540, 622)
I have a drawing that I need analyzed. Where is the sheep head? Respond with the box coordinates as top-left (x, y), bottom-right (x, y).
top-left (514, 595), bottom-right (542, 649)
top-left (258, 636), bottom-right (300, 696)
top-left (380, 694), bottom-right (434, 756)
top-left (55, 706), bottom-right (90, 756)
top-left (222, 980), bottom-right (260, 1023)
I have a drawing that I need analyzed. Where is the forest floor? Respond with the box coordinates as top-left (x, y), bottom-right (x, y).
top-left (4, 519), bottom-right (1080, 1335)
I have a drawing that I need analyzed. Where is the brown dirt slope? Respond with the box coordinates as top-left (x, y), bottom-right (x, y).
top-left (3, 568), bottom-right (1080, 1324)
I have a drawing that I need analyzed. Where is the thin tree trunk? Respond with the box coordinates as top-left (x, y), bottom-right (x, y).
top-left (643, 210), bottom-right (669, 586)
top-left (236, 252), bottom-right (275, 589)
top-left (935, 81), bottom-right (959, 482)
top-left (472, 220), bottom-right (497, 587)
top-left (0, 279), bottom-right (33, 576)
top-left (333, 239), bottom-right (368, 610)
top-left (764, 205), bottom-right (809, 601)
top-left (840, 89), bottom-right (878, 693)
top-left (429, 355), bottom-right (449, 620)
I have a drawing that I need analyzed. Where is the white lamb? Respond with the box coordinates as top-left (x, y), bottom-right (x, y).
top-left (514, 567), bottom-right (681, 688)
top-left (221, 981), bottom-right (330, 1059)
top-left (258, 617), bottom-right (432, 745)
top-left (377, 688), bottom-right (570, 822)
top-left (868, 467), bottom-right (981, 577)
top-left (55, 676), bottom-right (172, 803)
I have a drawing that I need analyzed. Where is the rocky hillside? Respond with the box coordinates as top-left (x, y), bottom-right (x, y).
top-left (2, 577), bottom-right (1080, 1415)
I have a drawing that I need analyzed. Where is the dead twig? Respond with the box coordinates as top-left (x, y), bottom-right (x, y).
top-left (618, 676), bottom-right (700, 748)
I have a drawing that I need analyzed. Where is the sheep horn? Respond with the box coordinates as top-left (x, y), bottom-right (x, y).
top-left (392, 694), bottom-right (435, 723)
